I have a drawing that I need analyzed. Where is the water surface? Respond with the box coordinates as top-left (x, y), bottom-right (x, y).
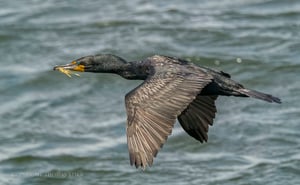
top-left (0, 0), bottom-right (299, 185)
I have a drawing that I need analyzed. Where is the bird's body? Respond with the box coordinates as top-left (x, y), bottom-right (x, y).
top-left (54, 54), bottom-right (281, 169)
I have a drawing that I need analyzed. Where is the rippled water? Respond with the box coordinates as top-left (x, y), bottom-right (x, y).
top-left (0, 0), bottom-right (299, 184)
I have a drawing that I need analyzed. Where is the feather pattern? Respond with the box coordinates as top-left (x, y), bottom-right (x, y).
top-left (178, 96), bottom-right (217, 142)
top-left (125, 56), bottom-right (212, 169)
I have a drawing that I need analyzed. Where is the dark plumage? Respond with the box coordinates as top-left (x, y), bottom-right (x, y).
top-left (54, 54), bottom-right (281, 169)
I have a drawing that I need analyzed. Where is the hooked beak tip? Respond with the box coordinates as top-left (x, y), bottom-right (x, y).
top-left (53, 62), bottom-right (85, 72)
top-left (53, 66), bottom-right (59, 71)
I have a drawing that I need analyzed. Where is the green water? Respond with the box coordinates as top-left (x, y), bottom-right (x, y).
top-left (0, 0), bottom-right (299, 184)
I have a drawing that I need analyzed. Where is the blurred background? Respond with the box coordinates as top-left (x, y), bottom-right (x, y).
top-left (0, 0), bottom-right (299, 184)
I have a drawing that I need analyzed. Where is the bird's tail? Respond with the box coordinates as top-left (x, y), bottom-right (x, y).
top-left (238, 88), bottom-right (281, 104)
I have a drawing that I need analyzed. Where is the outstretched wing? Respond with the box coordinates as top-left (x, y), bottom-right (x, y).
top-left (178, 95), bottom-right (217, 143)
top-left (125, 58), bottom-right (212, 169)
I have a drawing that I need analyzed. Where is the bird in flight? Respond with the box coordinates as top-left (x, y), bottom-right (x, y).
top-left (54, 54), bottom-right (281, 169)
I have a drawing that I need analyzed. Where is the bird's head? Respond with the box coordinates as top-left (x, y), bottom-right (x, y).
top-left (53, 54), bottom-right (129, 73)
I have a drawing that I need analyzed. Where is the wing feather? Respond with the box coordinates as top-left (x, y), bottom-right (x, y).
top-left (178, 96), bottom-right (217, 142)
top-left (125, 57), bottom-right (212, 169)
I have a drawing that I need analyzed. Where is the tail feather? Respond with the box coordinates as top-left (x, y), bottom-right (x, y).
top-left (239, 89), bottom-right (281, 104)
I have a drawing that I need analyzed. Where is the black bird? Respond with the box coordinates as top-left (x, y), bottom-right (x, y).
top-left (54, 54), bottom-right (281, 169)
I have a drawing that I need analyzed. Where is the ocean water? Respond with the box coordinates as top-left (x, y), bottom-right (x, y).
top-left (0, 0), bottom-right (299, 184)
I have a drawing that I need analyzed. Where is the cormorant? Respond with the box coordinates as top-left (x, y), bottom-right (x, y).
top-left (53, 54), bottom-right (281, 169)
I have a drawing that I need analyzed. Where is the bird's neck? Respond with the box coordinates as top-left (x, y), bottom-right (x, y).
top-left (92, 54), bottom-right (130, 73)
top-left (93, 55), bottom-right (149, 80)
top-left (118, 61), bottom-right (150, 80)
